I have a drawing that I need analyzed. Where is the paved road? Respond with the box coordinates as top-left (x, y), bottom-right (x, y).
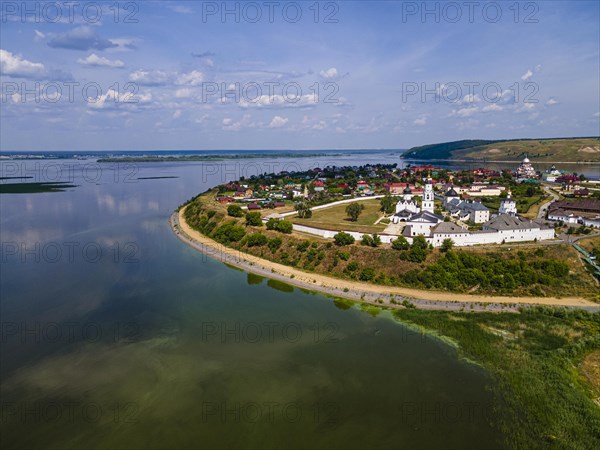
top-left (537, 184), bottom-right (561, 219)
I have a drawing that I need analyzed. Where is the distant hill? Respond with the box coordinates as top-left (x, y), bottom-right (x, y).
top-left (404, 137), bottom-right (600, 162)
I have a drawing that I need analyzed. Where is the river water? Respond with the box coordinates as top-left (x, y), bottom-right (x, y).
top-left (0, 152), bottom-right (511, 449)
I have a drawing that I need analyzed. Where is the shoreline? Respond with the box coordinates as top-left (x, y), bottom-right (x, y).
top-left (171, 207), bottom-right (600, 313)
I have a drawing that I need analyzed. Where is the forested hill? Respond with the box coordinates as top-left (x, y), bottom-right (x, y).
top-left (404, 137), bottom-right (600, 162)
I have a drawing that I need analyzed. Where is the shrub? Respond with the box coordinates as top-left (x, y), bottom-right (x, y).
top-left (347, 261), bottom-right (359, 271)
top-left (392, 236), bottom-right (410, 251)
top-left (268, 237), bottom-right (282, 253)
top-left (227, 204), bottom-right (244, 217)
top-left (440, 238), bottom-right (454, 253)
top-left (266, 218), bottom-right (279, 230)
top-left (245, 212), bottom-right (263, 226)
top-left (296, 240), bottom-right (310, 252)
top-left (361, 234), bottom-right (382, 247)
top-left (337, 251), bottom-right (350, 261)
top-left (213, 222), bottom-right (246, 244)
top-left (334, 232), bottom-right (355, 246)
top-left (361, 235), bottom-right (374, 246)
top-left (359, 267), bottom-right (376, 281)
top-left (246, 233), bottom-right (268, 247)
top-left (276, 220), bottom-right (293, 234)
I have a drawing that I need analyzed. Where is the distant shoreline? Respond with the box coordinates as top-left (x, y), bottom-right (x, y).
top-left (170, 207), bottom-right (600, 313)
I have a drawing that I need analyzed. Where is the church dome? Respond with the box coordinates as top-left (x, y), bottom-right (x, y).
top-left (523, 156), bottom-right (530, 163)
top-left (403, 184), bottom-right (412, 194)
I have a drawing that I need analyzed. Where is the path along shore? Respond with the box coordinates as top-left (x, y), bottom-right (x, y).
top-left (171, 207), bottom-right (599, 313)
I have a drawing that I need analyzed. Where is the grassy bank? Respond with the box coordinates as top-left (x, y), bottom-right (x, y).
top-left (183, 189), bottom-right (599, 299)
top-left (405, 137), bottom-right (600, 162)
top-left (393, 307), bottom-right (600, 449)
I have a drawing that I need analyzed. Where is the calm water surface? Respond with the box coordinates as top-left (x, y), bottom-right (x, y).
top-left (0, 153), bottom-right (506, 449)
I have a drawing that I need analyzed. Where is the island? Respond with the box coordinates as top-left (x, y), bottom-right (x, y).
top-left (172, 158), bottom-right (600, 309)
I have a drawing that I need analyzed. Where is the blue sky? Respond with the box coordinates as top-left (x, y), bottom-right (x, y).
top-left (1, 1), bottom-right (599, 151)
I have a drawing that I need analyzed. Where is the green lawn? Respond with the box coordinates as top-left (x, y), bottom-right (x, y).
top-left (291, 199), bottom-right (387, 234)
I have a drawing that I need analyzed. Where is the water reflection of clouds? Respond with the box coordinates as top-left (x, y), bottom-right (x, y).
top-left (96, 193), bottom-right (146, 216)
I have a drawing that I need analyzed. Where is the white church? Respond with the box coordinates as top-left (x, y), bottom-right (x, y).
top-left (391, 183), bottom-right (444, 236)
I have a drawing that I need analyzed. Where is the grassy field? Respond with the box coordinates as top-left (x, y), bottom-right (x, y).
top-left (578, 236), bottom-right (600, 254)
top-left (457, 138), bottom-right (600, 162)
top-left (290, 199), bottom-right (387, 234)
top-left (394, 307), bottom-right (600, 450)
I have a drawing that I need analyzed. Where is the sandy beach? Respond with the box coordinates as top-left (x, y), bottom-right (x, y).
top-left (172, 207), bottom-right (599, 313)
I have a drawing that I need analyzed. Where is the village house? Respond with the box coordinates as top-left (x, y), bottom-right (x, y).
top-left (547, 200), bottom-right (600, 228)
top-left (464, 184), bottom-right (506, 197)
top-left (216, 196), bottom-right (234, 204)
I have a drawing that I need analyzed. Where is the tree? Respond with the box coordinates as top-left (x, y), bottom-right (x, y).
top-left (266, 218), bottom-right (280, 230)
top-left (245, 212), bottom-right (263, 226)
top-left (227, 204), bottom-right (244, 217)
top-left (213, 222), bottom-right (246, 244)
top-left (372, 234), bottom-right (382, 247)
top-left (392, 236), bottom-right (410, 251)
top-left (346, 203), bottom-right (365, 222)
top-left (276, 220), bottom-right (293, 234)
top-left (380, 194), bottom-right (396, 214)
top-left (440, 238), bottom-right (454, 253)
top-left (407, 235), bottom-right (429, 263)
top-left (295, 202), bottom-right (313, 219)
top-left (334, 232), bottom-right (355, 246)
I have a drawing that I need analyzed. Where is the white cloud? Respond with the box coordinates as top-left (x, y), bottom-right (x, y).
top-left (546, 98), bottom-right (558, 106)
top-left (413, 116), bottom-right (427, 126)
top-left (87, 89), bottom-right (151, 109)
top-left (521, 69), bottom-right (533, 81)
top-left (129, 69), bottom-right (171, 86)
top-left (78, 53), bottom-right (125, 68)
top-left (173, 110), bottom-right (182, 119)
top-left (0, 49), bottom-right (46, 78)
top-left (516, 102), bottom-right (536, 112)
top-left (175, 88), bottom-right (193, 98)
top-left (87, 89), bottom-right (135, 109)
top-left (176, 70), bottom-right (203, 86)
top-left (222, 114), bottom-right (255, 131)
top-left (129, 69), bottom-right (204, 86)
top-left (269, 116), bottom-right (288, 128)
top-left (319, 67), bottom-right (338, 79)
top-left (450, 106), bottom-right (479, 117)
top-left (461, 94), bottom-right (481, 104)
top-left (593, 112), bottom-right (600, 117)
top-left (312, 121), bottom-right (327, 130)
top-left (482, 104), bottom-right (503, 112)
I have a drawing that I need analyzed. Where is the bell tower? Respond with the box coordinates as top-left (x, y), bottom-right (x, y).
top-left (422, 183), bottom-right (434, 213)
